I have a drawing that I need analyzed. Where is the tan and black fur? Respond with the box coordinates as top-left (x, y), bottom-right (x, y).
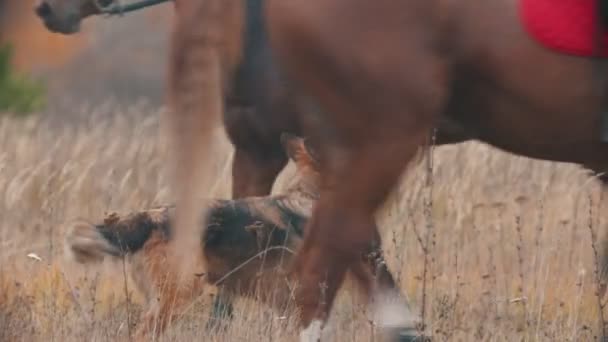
top-left (64, 134), bottom-right (401, 340)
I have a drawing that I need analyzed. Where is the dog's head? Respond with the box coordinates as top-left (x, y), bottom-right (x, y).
top-left (280, 132), bottom-right (321, 197)
top-left (202, 134), bottom-right (319, 285)
top-left (202, 195), bottom-right (308, 289)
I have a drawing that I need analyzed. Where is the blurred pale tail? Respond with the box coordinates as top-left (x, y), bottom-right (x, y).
top-left (167, 0), bottom-right (243, 279)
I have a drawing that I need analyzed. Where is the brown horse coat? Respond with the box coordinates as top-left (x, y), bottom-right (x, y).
top-left (260, 0), bottom-right (608, 339)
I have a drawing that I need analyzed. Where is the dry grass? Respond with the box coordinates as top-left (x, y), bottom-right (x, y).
top-left (0, 105), bottom-right (606, 341)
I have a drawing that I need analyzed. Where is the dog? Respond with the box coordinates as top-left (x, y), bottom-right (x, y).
top-left (64, 133), bottom-right (403, 340)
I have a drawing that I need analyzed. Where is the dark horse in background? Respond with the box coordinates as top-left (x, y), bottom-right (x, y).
top-left (34, 0), bottom-right (468, 198)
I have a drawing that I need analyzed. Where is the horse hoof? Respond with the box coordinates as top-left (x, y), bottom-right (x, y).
top-left (397, 327), bottom-right (430, 342)
top-left (379, 327), bottom-right (430, 342)
top-left (397, 331), bottom-right (431, 342)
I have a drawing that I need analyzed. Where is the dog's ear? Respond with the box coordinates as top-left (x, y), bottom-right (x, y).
top-left (280, 133), bottom-right (305, 161)
top-left (280, 133), bottom-right (319, 168)
top-left (103, 212), bottom-right (121, 226)
top-left (302, 138), bottom-right (321, 165)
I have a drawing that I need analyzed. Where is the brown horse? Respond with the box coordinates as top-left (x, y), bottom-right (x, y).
top-left (35, 1), bottom-right (434, 339)
top-left (34, 0), bottom-right (469, 197)
top-left (260, 0), bottom-right (608, 340)
top-left (79, 0), bottom-right (608, 340)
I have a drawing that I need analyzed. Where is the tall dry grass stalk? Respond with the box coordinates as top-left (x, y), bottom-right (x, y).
top-left (0, 104), bottom-right (606, 341)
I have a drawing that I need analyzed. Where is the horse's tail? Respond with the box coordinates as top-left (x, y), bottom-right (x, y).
top-left (64, 209), bottom-right (171, 264)
top-left (167, 0), bottom-right (244, 276)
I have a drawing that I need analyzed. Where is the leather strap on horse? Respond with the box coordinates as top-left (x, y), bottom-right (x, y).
top-left (98, 0), bottom-right (170, 16)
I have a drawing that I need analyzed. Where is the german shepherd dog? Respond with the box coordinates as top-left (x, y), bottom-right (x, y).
top-left (64, 133), bottom-right (402, 340)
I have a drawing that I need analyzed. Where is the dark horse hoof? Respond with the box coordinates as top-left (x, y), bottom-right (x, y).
top-left (381, 327), bottom-right (431, 342)
top-left (397, 333), bottom-right (430, 342)
top-left (397, 328), bottom-right (431, 342)
top-left (205, 294), bottom-right (234, 332)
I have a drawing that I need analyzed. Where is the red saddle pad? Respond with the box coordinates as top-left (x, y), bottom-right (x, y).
top-left (521, 0), bottom-right (608, 57)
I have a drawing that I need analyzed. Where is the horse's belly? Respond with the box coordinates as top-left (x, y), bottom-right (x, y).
top-left (448, 0), bottom-right (607, 164)
top-left (447, 76), bottom-right (607, 165)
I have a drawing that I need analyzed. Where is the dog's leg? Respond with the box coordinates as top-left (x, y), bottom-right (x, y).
top-left (134, 281), bottom-right (202, 341)
top-left (134, 244), bottom-right (207, 341)
top-left (135, 305), bottom-right (161, 342)
top-left (205, 287), bottom-right (235, 331)
top-left (133, 260), bottom-right (175, 341)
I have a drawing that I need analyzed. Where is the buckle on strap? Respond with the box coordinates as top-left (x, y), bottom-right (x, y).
top-left (97, 0), bottom-right (171, 16)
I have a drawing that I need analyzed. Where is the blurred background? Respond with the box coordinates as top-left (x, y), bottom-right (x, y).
top-left (0, 0), bottom-right (172, 118)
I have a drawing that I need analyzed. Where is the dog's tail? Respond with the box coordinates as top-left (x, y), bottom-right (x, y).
top-left (64, 220), bottom-right (123, 263)
top-left (64, 208), bottom-right (171, 264)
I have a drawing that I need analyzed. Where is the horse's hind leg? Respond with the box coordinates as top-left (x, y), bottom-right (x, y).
top-left (365, 227), bottom-right (399, 294)
top-left (349, 226), bottom-right (406, 310)
top-left (349, 236), bottom-right (415, 341)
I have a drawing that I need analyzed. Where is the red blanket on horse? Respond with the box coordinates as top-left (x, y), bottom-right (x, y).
top-left (521, 0), bottom-right (608, 57)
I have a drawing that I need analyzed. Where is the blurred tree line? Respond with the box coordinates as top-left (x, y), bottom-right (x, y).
top-left (0, 44), bottom-right (45, 114)
top-left (0, 43), bottom-right (45, 114)
top-left (0, 0), bottom-right (46, 114)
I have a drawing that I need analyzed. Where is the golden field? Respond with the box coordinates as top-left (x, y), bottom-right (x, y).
top-left (0, 105), bottom-right (606, 341)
